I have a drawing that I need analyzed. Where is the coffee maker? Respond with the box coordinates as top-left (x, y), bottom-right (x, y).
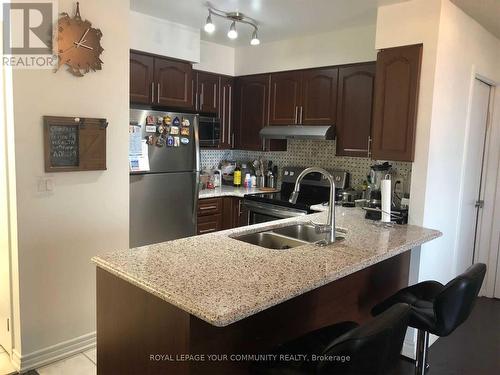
top-left (366, 162), bottom-right (392, 208)
top-left (365, 162), bottom-right (409, 224)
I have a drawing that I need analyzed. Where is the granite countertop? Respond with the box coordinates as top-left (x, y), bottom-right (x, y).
top-left (199, 185), bottom-right (278, 199)
top-left (92, 208), bottom-right (441, 327)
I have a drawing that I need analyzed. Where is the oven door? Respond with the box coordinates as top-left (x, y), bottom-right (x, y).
top-left (244, 200), bottom-right (308, 225)
top-left (199, 116), bottom-right (221, 147)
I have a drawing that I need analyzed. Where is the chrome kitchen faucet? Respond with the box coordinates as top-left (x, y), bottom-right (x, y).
top-left (289, 167), bottom-right (337, 245)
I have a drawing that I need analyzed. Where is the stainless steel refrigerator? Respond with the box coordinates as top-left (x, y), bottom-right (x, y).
top-left (129, 108), bottom-right (200, 248)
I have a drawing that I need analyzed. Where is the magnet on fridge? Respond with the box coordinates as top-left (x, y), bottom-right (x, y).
top-left (157, 117), bottom-right (164, 124)
top-left (181, 118), bottom-right (190, 127)
top-left (156, 136), bottom-right (166, 147)
top-left (180, 127), bottom-right (190, 136)
top-left (164, 115), bottom-right (172, 125)
top-left (173, 136), bottom-right (180, 147)
top-left (173, 117), bottom-right (181, 126)
top-left (180, 137), bottom-right (189, 145)
top-left (157, 125), bottom-right (166, 134)
top-left (167, 135), bottom-right (174, 147)
top-left (146, 115), bottom-right (155, 125)
top-left (145, 125), bottom-right (156, 133)
top-left (170, 126), bottom-right (179, 135)
top-left (146, 135), bottom-right (155, 145)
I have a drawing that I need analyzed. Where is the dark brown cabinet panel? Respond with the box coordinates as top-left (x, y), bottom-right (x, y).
top-left (301, 68), bottom-right (338, 125)
top-left (372, 44), bottom-right (422, 162)
top-left (219, 76), bottom-right (234, 149)
top-left (154, 58), bottom-right (193, 108)
top-left (336, 63), bottom-right (376, 157)
top-left (269, 71), bottom-right (302, 125)
top-left (197, 214), bottom-right (222, 235)
top-left (196, 71), bottom-right (219, 114)
top-left (130, 52), bottom-right (154, 104)
top-left (234, 75), bottom-right (270, 151)
top-left (232, 198), bottom-right (249, 228)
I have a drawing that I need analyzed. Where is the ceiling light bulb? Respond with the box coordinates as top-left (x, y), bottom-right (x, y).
top-left (227, 21), bottom-right (238, 39)
top-left (204, 12), bottom-right (215, 33)
top-left (250, 30), bottom-right (260, 45)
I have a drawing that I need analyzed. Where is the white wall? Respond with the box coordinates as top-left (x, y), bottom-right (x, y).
top-left (130, 11), bottom-right (200, 62)
top-left (235, 24), bottom-right (377, 75)
top-left (194, 40), bottom-right (235, 76)
top-left (424, 0), bottom-right (500, 282)
top-left (10, 0), bottom-right (130, 368)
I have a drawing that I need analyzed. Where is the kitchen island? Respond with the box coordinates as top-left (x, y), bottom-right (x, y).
top-left (93, 208), bottom-right (441, 374)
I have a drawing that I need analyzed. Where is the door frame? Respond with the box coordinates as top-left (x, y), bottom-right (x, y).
top-left (471, 73), bottom-right (500, 297)
top-left (0, 62), bottom-right (15, 356)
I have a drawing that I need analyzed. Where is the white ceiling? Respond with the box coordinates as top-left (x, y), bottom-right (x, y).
top-left (130, 0), bottom-right (408, 47)
top-left (451, 0), bottom-right (500, 40)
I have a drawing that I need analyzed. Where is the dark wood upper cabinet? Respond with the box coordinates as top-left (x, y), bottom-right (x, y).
top-left (371, 44), bottom-right (422, 162)
top-left (130, 52), bottom-right (154, 104)
top-left (196, 71), bottom-right (219, 114)
top-left (301, 68), bottom-right (338, 125)
top-left (336, 63), bottom-right (376, 157)
top-left (219, 76), bottom-right (234, 149)
top-left (269, 71), bottom-right (302, 125)
top-left (154, 58), bottom-right (193, 108)
top-left (234, 75), bottom-right (269, 151)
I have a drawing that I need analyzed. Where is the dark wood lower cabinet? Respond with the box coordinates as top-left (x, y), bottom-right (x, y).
top-left (96, 251), bottom-right (410, 374)
top-left (199, 197), bottom-right (249, 234)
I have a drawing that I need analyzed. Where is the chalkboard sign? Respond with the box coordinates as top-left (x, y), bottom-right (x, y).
top-left (44, 116), bottom-right (107, 172)
top-left (48, 124), bottom-right (79, 167)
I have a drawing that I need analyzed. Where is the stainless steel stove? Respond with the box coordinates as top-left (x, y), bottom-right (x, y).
top-left (244, 166), bottom-right (350, 224)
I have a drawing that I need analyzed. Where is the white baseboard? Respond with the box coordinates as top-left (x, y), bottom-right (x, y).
top-left (11, 331), bottom-right (96, 372)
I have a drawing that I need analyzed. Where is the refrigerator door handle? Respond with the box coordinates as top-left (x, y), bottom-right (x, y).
top-left (193, 171), bottom-right (200, 231)
top-left (193, 115), bottom-right (201, 172)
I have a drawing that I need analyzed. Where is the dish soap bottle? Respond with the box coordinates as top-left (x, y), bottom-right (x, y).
top-left (233, 165), bottom-right (242, 187)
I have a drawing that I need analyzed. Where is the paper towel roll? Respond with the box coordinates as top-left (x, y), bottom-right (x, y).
top-left (381, 179), bottom-right (392, 223)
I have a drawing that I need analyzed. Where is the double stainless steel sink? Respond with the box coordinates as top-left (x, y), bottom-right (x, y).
top-left (232, 223), bottom-right (346, 250)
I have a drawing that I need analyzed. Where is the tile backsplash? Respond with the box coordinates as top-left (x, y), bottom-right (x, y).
top-left (201, 139), bottom-right (412, 193)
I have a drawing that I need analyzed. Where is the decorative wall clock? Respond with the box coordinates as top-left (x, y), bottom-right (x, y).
top-left (56, 2), bottom-right (103, 77)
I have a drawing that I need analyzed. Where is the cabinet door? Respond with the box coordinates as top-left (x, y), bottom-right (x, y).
top-left (269, 71), bottom-right (302, 125)
top-left (154, 58), bottom-right (193, 108)
top-left (130, 52), bottom-right (154, 104)
top-left (234, 75), bottom-right (269, 150)
top-left (371, 44), bottom-right (422, 161)
top-left (219, 76), bottom-right (234, 149)
top-left (232, 198), bottom-right (249, 228)
top-left (336, 63), bottom-right (376, 157)
top-left (197, 71), bottom-right (219, 114)
top-left (301, 68), bottom-right (338, 125)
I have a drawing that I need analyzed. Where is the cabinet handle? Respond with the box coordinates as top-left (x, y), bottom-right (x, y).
top-left (200, 85), bottom-right (204, 108)
top-left (199, 205), bottom-right (218, 210)
top-left (238, 200), bottom-right (243, 216)
top-left (367, 136), bottom-right (372, 158)
top-left (222, 86), bottom-right (226, 145)
top-left (214, 84), bottom-right (217, 109)
top-left (199, 228), bottom-right (217, 234)
top-left (192, 80), bottom-right (195, 109)
top-left (228, 85), bottom-right (232, 146)
top-left (300, 106), bottom-right (304, 124)
top-left (294, 106), bottom-right (298, 124)
top-left (151, 82), bottom-right (155, 102)
top-left (157, 83), bottom-right (160, 104)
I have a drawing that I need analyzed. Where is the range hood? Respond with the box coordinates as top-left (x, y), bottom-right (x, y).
top-left (259, 125), bottom-right (335, 140)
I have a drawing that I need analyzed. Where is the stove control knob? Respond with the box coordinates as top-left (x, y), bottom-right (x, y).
top-left (290, 171), bottom-right (294, 176)
top-left (284, 171), bottom-right (289, 176)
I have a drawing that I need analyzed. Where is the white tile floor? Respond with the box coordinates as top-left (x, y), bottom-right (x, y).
top-left (36, 348), bottom-right (96, 375)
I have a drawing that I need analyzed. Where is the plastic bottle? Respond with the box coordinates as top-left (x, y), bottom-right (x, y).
top-left (233, 165), bottom-right (242, 187)
top-left (244, 173), bottom-right (251, 188)
top-left (251, 175), bottom-right (257, 188)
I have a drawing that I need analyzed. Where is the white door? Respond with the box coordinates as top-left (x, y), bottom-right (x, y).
top-left (455, 79), bottom-right (491, 275)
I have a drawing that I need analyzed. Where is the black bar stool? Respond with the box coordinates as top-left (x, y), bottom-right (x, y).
top-left (254, 303), bottom-right (410, 374)
top-left (371, 263), bottom-right (486, 375)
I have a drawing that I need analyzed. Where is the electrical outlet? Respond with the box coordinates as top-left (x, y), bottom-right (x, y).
top-left (37, 177), bottom-right (54, 193)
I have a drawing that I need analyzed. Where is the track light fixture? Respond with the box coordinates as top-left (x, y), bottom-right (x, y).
top-left (203, 6), bottom-right (260, 46)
